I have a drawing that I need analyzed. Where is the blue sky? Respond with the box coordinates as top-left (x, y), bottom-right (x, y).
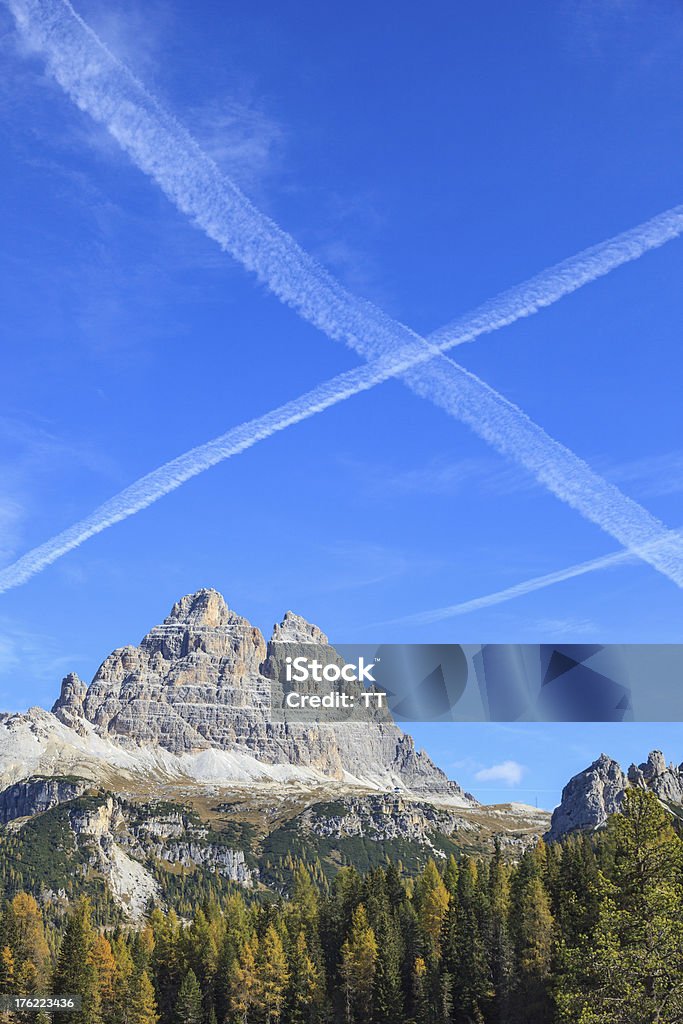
top-left (1, 0), bottom-right (683, 806)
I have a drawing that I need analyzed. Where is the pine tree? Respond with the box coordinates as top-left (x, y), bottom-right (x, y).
top-left (150, 907), bottom-right (183, 1021)
top-left (228, 935), bottom-right (261, 1024)
top-left (320, 867), bottom-right (362, 980)
top-left (128, 969), bottom-right (159, 1024)
top-left (509, 853), bottom-right (555, 1024)
top-left (186, 908), bottom-right (218, 994)
top-left (10, 894), bottom-right (49, 987)
top-left (557, 788), bottom-right (683, 1023)
top-left (487, 840), bottom-right (512, 1024)
top-left (411, 957), bottom-right (430, 1024)
top-left (415, 860), bottom-right (450, 959)
top-left (52, 898), bottom-right (102, 1024)
top-left (339, 904), bottom-right (377, 1024)
top-left (175, 969), bottom-right (203, 1024)
top-left (258, 924), bottom-right (289, 1024)
top-left (445, 857), bottom-right (490, 1024)
top-left (288, 931), bottom-right (322, 1024)
top-left (372, 907), bottom-right (403, 1024)
top-left (0, 945), bottom-right (14, 993)
top-left (443, 854), bottom-right (459, 897)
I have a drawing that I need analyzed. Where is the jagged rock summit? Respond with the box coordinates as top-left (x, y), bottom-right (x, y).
top-left (1, 589), bottom-right (474, 805)
top-left (546, 749), bottom-right (683, 841)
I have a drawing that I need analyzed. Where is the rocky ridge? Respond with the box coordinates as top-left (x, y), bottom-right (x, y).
top-left (546, 749), bottom-right (683, 841)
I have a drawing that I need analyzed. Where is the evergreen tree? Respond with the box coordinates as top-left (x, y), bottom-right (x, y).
top-left (444, 856), bottom-right (489, 1024)
top-left (557, 788), bottom-right (683, 1023)
top-left (411, 957), bottom-right (430, 1024)
top-left (52, 898), bottom-right (101, 1024)
top-left (0, 945), bottom-right (14, 993)
top-left (150, 907), bottom-right (183, 1021)
top-left (339, 904), bottom-right (377, 1024)
top-left (128, 969), bottom-right (160, 1024)
top-left (259, 925), bottom-right (289, 1024)
top-left (443, 854), bottom-right (459, 897)
top-left (509, 853), bottom-right (555, 1024)
top-left (415, 860), bottom-right (449, 959)
top-left (372, 907), bottom-right (403, 1024)
top-left (486, 840), bottom-right (512, 1024)
top-left (288, 931), bottom-right (322, 1024)
top-left (228, 935), bottom-right (261, 1024)
top-left (175, 969), bottom-right (203, 1024)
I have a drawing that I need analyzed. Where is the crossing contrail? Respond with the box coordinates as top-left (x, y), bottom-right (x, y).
top-left (0, 329), bottom-right (680, 595)
top-left (3, 0), bottom-right (683, 592)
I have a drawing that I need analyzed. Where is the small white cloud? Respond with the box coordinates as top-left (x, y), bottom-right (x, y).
top-left (474, 760), bottom-right (525, 786)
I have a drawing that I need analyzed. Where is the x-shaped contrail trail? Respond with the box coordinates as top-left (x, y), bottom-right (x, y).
top-left (1, 0), bottom-right (682, 605)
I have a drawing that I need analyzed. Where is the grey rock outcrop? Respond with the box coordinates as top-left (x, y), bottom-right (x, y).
top-left (627, 750), bottom-right (683, 804)
top-left (52, 673), bottom-right (88, 734)
top-left (546, 754), bottom-right (627, 841)
top-left (0, 776), bottom-right (89, 824)
top-left (547, 749), bottom-right (683, 841)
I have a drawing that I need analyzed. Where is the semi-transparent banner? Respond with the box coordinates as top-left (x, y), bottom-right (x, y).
top-left (266, 643), bottom-right (683, 723)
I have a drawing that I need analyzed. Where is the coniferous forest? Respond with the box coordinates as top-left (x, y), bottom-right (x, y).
top-left (1, 789), bottom-right (682, 1024)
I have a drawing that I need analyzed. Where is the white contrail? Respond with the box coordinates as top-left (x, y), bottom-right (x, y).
top-left (379, 548), bottom-right (639, 626)
top-left (377, 527), bottom-right (682, 625)
top-left (0, 329), bottom-right (679, 596)
top-left (3, 0), bottom-right (683, 590)
top-left (0, 362), bottom-right (385, 593)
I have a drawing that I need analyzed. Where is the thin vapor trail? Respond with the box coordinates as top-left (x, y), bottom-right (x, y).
top-left (377, 525), bottom-right (683, 625)
top-left (379, 549), bottom-right (639, 627)
top-left (3, 0), bottom-right (683, 591)
top-left (0, 363), bottom-right (385, 594)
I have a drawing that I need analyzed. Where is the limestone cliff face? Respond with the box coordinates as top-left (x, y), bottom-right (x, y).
top-left (547, 749), bottom-right (683, 841)
top-left (0, 777), bottom-right (89, 824)
top-left (51, 589), bottom-right (469, 799)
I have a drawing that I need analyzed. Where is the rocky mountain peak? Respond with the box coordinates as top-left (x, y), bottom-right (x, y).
top-left (165, 588), bottom-right (236, 629)
top-left (545, 753), bottom-right (627, 842)
top-left (548, 749), bottom-right (683, 842)
top-left (52, 672), bottom-right (88, 734)
top-left (270, 611), bottom-right (329, 645)
top-left (640, 749), bottom-right (667, 779)
top-left (9, 588), bottom-right (470, 801)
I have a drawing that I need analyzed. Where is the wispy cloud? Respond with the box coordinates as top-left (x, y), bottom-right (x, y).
top-left (529, 616), bottom-right (599, 638)
top-left (190, 95), bottom-right (284, 196)
top-left (474, 760), bottom-right (526, 786)
top-left (0, 498), bottom-right (25, 562)
top-left (339, 453), bottom-right (533, 499)
top-left (609, 450), bottom-right (683, 499)
top-left (0, 414), bottom-right (115, 561)
top-left (0, 616), bottom-right (82, 710)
